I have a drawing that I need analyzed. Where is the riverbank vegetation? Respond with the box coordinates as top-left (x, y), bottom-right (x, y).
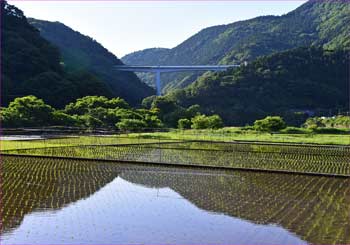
top-left (1, 95), bottom-right (349, 145)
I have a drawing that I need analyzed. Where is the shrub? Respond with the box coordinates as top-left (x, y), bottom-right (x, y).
top-left (191, 115), bottom-right (209, 129)
top-left (254, 116), bottom-right (286, 132)
top-left (279, 126), bottom-right (310, 134)
top-left (116, 119), bottom-right (147, 131)
top-left (313, 127), bottom-right (348, 134)
top-left (240, 125), bottom-right (255, 131)
top-left (191, 114), bottom-right (224, 129)
top-left (207, 115), bottom-right (224, 129)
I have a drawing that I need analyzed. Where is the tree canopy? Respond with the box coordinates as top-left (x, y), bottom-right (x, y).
top-left (1, 95), bottom-right (163, 130)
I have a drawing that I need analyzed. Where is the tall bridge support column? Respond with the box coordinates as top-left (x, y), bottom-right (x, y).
top-left (155, 71), bottom-right (161, 96)
top-left (115, 65), bottom-right (241, 96)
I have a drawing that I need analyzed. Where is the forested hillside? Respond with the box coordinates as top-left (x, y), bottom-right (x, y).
top-left (164, 47), bottom-right (349, 125)
top-left (0, 2), bottom-right (113, 108)
top-left (29, 19), bottom-right (154, 105)
top-left (122, 0), bottom-right (350, 93)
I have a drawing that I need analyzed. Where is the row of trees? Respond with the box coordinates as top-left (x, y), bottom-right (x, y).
top-left (1, 95), bottom-right (348, 132)
top-left (0, 96), bottom-right (162, 130)
top-left (0, 95), bottom-right (225, 131)
top-left (303, 116), bottom-right (350, 129)
top-left (251, 115), bottom-right (350, 133)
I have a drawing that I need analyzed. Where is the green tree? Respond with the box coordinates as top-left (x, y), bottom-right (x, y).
top-left (4, 95), bottom-right (54, 127)
top-left (303, 117), bottom-right (326, 130)
top-left (107, 97), bottom-right (129, 109)
top-left (151, 97), bottom-right (177, 116)
top-left (141, 95), bottom-right (157, 109)
top-left (185, 104), bottom-right (201, 118)
top-left (51, 111), bottom-right (80, 126)
top-left (334, 115), bottom-right (350, 128)
top-left (0, 107), bottom-right (19, 127)
top-left (254, 116), bottom-right (287, 132)
top-left (64, 96), bottom-right (129, 115)
top-left (178, 118), bottom-right (191, 129)
top-left (77, 114), bottom-right (104, 128)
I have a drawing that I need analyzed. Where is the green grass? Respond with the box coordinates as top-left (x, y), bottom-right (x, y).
top-left (1, 128), bottom-right (349, 152)
top-left (132, 127), bottom-right (350, 145)
top-left (0, 135), bottom-right (174, 151)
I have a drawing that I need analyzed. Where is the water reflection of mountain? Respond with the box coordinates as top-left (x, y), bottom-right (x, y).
top-left (120, 168), bottom-right (350, 244)
top-left (1, 156), bottom-right (119, 233)
top-left (2, 156), bottom-right (350, 244)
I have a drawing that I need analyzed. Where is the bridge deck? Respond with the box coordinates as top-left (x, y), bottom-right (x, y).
top-left (115, 64), bottom-right (240, 95)
top-left (115, 65), bottom-right (239, 72)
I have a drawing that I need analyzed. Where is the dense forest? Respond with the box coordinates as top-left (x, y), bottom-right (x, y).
top-left (0, 2), bottom-right (115, 108)
top-left (122, 0), bottom-right (350, 93)
top-left (159, 47), bottom-right (349, 125)
top-left (29, 19), bottom-right (155, 105)
top-left (1, 2), bottom-right (154, 108)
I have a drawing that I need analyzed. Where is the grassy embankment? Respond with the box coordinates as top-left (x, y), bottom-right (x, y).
top-left (132, 127), bottom-right (350, 145)
top-left (0, 127), bottom-right (349, 152)
top-left (0, 136), bottom-right (165, 151)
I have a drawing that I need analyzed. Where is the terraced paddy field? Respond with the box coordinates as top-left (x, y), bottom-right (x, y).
top-left (3, 139), bottom-right (350, 176)
top-left (0, 156), bottom-right (350, 244)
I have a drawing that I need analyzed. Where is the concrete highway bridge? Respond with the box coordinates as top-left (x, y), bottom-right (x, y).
top-left (115, 65), bottom-right (240, 95)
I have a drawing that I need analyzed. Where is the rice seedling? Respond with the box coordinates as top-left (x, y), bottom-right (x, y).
top-left (1, 156), bottom-right (350, 244)
top-left (3, 140), bottom-right (349, 176)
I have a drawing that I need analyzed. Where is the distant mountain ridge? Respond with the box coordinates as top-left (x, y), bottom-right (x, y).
top-left (29, 19), bottom-right (155, 105)
top-left (122, 0), bottom-right (350, 93)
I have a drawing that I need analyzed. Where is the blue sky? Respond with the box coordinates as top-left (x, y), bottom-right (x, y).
top-left (10, 1), bottom-right (306, 57)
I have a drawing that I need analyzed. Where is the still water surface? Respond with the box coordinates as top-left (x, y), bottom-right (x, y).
top-left (1, 156), bottom-right (350, 244)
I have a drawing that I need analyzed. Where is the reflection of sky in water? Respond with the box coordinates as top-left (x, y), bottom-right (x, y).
top-left (1, 177), bottom-right (307, 245)
top-left (0, 135), bottom-right (46, 141)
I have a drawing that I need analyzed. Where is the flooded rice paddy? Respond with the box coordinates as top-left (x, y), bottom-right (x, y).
top-left (4, 141), bottom-right (350, 176)
top-left (1, 156), bottom-right (350, 244)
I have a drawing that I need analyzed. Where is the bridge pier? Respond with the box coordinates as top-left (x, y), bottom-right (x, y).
top-left (115, 65), bottom-right (240, 96)
top-left (155, 71), bottom-right (161, 96)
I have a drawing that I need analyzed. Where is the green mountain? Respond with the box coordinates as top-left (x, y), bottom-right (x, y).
top-left (29, 19), bottom-right (155, 105)
top-left (122, 0), bottom-right (350, 93)
top-left (165, 47), bottom-right (349, 125)
top-left (1, 2), bottom-right (113, 108)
